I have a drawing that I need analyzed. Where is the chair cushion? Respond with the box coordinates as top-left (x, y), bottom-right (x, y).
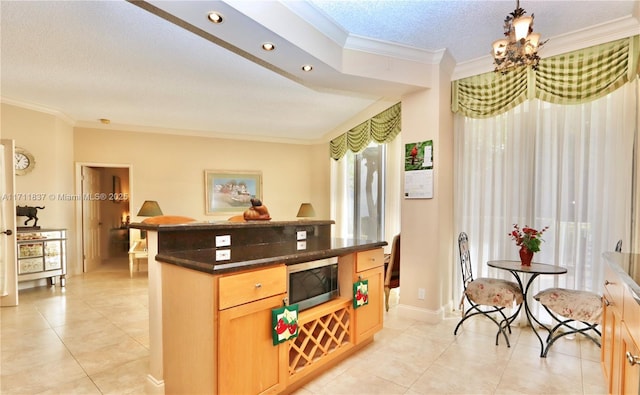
top-left (534, 288), bottom-right (602, 324)
top-left (465, 278), bottom-right (523, 308)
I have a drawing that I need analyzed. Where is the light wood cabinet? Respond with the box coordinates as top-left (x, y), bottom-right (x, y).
top-left (353, 249), bottom-right (384, 344)
top-left (601, 259), bottom-right (640, 395)
top-left (620, 322), bottom-right (640, 395)
top-left (218, 293), bottom-right (287, 395)
top-left (161, 248), bottom-right (385, 394)
top-left (601, 291), bottom-right (620, 394)
top-left (218, 266), bottom-right (287, 395)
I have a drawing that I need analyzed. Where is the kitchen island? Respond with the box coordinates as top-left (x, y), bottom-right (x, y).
top-left (130, 219), bottom-right (387, 395)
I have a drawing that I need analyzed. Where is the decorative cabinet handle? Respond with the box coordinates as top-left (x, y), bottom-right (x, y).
top-left (626, 351), bottom-right (640, 366)
top-left (604, 280), bottom-right (611, 285)
top-left (1, 229), bottom-right (12, 236)
top-left (603, 298), bottom-right (611, 306)
top-left (255, 283), bottom-right (262, 288)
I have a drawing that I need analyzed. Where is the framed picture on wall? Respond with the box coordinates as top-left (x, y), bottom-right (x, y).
top-left (204, 170), bottom-right (262, 215)
top-left (112, 175), bottom-right (122, 203)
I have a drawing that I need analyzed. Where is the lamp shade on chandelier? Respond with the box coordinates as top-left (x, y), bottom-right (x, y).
top-left (492, 0), bottom-right (546, 73)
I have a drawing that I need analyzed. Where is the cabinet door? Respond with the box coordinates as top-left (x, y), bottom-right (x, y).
top-left (44, 240), bottom-right (62, 270)
top-left (354, 266), bottom-right (383, 344)
top-left (620, 323), bottom-right (640, 395)
top-left (602, 294), bottom-right (622, 394)
top-left (218, 293), bottom-right (287, 395)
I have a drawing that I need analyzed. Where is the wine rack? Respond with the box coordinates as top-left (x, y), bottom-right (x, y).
top-left (288, 298), bottom-right (352, 382)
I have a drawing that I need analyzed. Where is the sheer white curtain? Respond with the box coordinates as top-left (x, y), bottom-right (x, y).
top-left (454, 82), bottom-right (636, 306)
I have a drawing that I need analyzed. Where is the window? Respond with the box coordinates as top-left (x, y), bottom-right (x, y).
top-left (336, 143), bottom-right (386, 241)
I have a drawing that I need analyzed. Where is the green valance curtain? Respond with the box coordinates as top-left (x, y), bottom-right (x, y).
top-left (330, 102), bottom-right (401, 160)
top-left (452, 35), bottom-right (639, 119)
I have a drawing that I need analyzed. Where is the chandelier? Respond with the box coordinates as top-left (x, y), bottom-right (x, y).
top-left (492, 0), bottom-right (546, 73)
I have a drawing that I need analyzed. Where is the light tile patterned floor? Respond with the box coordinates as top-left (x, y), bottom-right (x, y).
top-left (1, 260), bottom-right (607, 394)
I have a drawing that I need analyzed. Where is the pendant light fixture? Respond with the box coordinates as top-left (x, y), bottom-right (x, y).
top-left (492, 0), bottom-right (546, 74)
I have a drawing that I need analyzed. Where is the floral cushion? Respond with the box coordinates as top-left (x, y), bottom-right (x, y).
top-left (465, 278), bottom-right (524, 308)
top-left (533, 288), bottom-right (603, 324)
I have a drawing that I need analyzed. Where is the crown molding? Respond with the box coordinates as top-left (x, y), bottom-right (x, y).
top-left (345, 34), bottom-right (446, 65)
top-left (73, 120), bottom-right (320, 146)
top-left (1, 97), bottom-right (76, 126)
top-left (278, 0), bottom-right (349, 47)
top-left (2, 96), bottom-right (319, 145)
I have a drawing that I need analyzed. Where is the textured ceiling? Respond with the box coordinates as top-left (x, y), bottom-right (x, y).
top-left (1, 1), bottom-right (638, 143)
top-left (310, 0), bottom-right (638, 64)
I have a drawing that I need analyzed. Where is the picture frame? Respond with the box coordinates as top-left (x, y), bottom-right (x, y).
top-left (204, 170), bottom-right (262, 215)
top-left (112, 175), bottom-right (122, 204)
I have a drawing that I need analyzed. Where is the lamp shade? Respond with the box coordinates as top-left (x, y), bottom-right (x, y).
top-left (513, 16), bottom-right (532, 41)
top-left (137, 200), bottom-right (163, 217)
top-left (492, 39), bottom-right (508, 58)
top-left (296, 203), bottom-right (316, 218)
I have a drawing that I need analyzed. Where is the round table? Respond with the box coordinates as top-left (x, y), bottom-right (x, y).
top-left (487, 260), bottom-right (567, 357)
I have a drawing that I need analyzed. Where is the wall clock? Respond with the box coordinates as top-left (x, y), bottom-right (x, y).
top-left (14, 146), bottom-right (35, 176)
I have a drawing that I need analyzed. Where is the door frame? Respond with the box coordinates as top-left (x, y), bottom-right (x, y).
top-left (1, 139), bottom-right (18, 306)
top-left (74, 162), bottom-right (132, 274)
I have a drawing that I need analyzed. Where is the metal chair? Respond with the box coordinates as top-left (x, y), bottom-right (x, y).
top-left (384, 234), bottom-right (400, 312)
top-left (615, 239), bottom-right (622, 252)
top-left (533, 288), bottom-right (602, 357)
top-left (454, 232), bottom-right (523, 347)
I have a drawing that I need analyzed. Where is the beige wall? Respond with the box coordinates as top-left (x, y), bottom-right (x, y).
top-left (1, 103), bottom-right (76, 283)
top-left (397, 56), bottom-right (455, 322)
top-left (74, 127), bottom-right (330, 221)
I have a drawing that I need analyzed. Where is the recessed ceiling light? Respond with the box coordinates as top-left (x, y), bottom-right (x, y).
top-left (301, 65), bottom-right (313, 72)
top-left (207, 12), bottom-right (224, 24)
top-left (99, 118), bottom-right (110, 124)
top-left (262, 42), bottom-right (275, 51)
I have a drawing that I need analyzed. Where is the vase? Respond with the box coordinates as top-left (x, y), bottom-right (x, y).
top-left (519, 246), bottom-right (534, 266)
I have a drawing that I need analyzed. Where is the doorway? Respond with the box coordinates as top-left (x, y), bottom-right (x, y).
top-left (77, 164), bottom-right (131, 273)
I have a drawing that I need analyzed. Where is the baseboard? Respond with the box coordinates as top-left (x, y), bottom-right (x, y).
top-left (146, 374), bottom-right (164, 395)
top-left (395, 303), bottom-right (445, 324)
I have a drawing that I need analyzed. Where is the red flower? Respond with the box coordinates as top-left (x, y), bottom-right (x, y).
top-left (508, 224), bottom-right (549, 253)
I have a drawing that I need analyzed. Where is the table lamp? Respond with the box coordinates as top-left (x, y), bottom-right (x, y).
top-left (296, 203), bottom-right (316, 219)
top-left (137, 200), bottom-right (163, 238)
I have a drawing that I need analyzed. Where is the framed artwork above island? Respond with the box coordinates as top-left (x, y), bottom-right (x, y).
top-left (204, 169), bottom-right (262, 215)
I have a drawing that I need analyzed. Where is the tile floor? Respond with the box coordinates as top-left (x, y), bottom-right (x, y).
top-left (1, 259), bottom-right (607, 395)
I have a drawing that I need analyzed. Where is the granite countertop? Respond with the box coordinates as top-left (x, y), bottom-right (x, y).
top-left (603, 251), bottom-right (640, 305)
top-left (130, 219), bottom-right (335, 231)
top-left (155, 238), bottom-right (387, 274)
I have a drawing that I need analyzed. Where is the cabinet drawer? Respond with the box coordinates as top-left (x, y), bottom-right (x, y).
top-left (604, 264), bottom-right (624, 311)
top-left (18, 243), bottom-right (43, 258)
top-left (19, 257), bottom-right (43, 274)
top-left (623, 287), bottom-right (640, 343)
top-left (218, 265), bottom-right (286, 310)
top-left (355, 249), bottom-right (384, 272)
